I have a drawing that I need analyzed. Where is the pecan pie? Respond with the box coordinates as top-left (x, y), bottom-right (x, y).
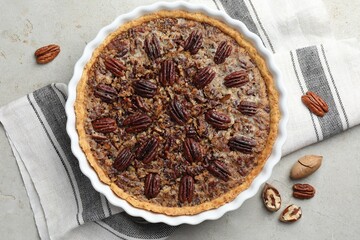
top-left (75, 10), bottom-right (280, 216)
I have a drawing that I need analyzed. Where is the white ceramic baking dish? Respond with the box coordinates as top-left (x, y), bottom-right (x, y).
top-left (65, 1), bottom-right (288, 226)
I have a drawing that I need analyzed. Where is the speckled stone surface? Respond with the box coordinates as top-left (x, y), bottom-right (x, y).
top-left (1, 1), bottom-right (360, 239)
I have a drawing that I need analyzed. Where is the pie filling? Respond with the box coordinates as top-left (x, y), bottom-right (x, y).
top-left (77, 11), bottom-right (276, 213)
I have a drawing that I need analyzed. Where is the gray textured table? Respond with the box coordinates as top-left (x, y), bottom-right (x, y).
top-left (1, 1), bottom-right (360, 239)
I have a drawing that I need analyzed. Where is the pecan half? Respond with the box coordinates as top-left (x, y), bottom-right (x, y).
top-left (238, 101), bottom-right (258, 116)
top-left (132, 80), bottom-right (157, 98)
top-left (168, 97), bottom-right (189, 125)
top-left (179, 175), bottom-right (194, 203)
top-left (94, 84), bottom-right (118, 102)
top-left (224, 70), bottom-right (249, 88)
top-left (132, 96), bottom-right (149, 112)
top-left (34, 44), bottom-right (60, 64)
top-left (183, 138), bottom-right (202, 163)
top-left (92, 118), bottom-right (117, 133)
top-left (186, 125), bottom-right (200, 141)
top-left (207, 160), bottom-right (231, 181)
top-left (301, 91), bottom-right (329, 117)
top-left (292, 183), bottom-right (316, 199)
top-left (159, 59), bottom-right (176, 86)
top-left (144, 34), bottom-right (161, 60)
top-left (279, 204), bottom-right (302, 223)
top-left (205, 110), bottom-right (232, 130)
top-left (136, 137), bottom-right (159, 164)
top-left (214, 41), bottom-right (232, 64)
top-left (91, 134), bottom-right (108, 142)
top-left (122, 113), bottom-right (152, 133)
top-left (228, 136), bottom-right (256, 153)
top-left (104, 57), bottom-right (126, 77)
top-left (113, 148), bottom-right (134, 172)
top-left (183, 30), bottom-right (203, 55)
top-left (193, 67), bottom-right (216, 89)
top-left (144, 173), bottom-right (161, 199)
top-left (262, 183), bottom-right (281, 212)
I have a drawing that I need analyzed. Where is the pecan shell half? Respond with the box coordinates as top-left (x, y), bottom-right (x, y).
top-left (159, 59), bottom-right (176, 86)
top-left (122, 113), bottom-right (152, 133)
top-left (238, 101), bottom-right (258, 116)
top-left (168, 97), bottom-right (189, 125)
top-left (92, 118), bottom-right (117, 133)
top-left (205, 110), bottom-right (232, 130)
top-left (34, 44), bottom-right (60, 64)
top-left (207, 160), bottom-right (231, 181)
top-left (224, 70), bottom-right (249, 88)
top-left (183, 138), bottom-right (202, 163)
top-left (228, 136), bottom-right (256, 153)
top-left (144, 173), bottom-right (161, 199)
top-left (292, 183), bottom-right (316, 199)
top-left (193, 67), bottom-right (216, 89)
top-left (214, 41), bottom-right (232, 64)
top-left (144, 34), bottom-right (161, 60)
top-left (262, 183), bottom-right (281, 212)
top-left (279, 204), bottom-right (302, 223)
top-left (183, 30), bottom-right (203, 55)
top-left (133, 80), bottom-right (157, 98)
top-left (94, 84), bottom-right (118, 103)
top-left (179, 175), bottom-right (194, 203)
top-left (104, 57), bottom-right (126, 77)
top-left (136, 137), bottom-right (159, 164)
top-left (301, 91), bottom-right (329, 117)
top-left (113, 148), bottom-right (134, 172)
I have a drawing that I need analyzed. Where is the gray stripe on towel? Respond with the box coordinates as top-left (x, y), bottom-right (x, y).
top-left (296, 46), bottom-right (343, 139)
top-left (32, 85), bottom-right (106, 223)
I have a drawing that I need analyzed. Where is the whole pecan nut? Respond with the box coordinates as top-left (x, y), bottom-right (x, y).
top-left (92, 118), bottom-right (117, 133)
top-left (136, 137), bottom-right (159, 164)
top-left (122, 113), bottom-right (152, 133)
top-left (169, 96), bottom-right (189, 125)
top-left (228, 136), bottom-right (257, 153)
top-left (290, 155), bottom-right (323, 179)
top-left (159, 59), bottom-right (176, 86)
top-left (224, 70), bottom-right (249, 88)
top-left (214, 41), bottom-right (232, 64)
top-left (205, 110), bottom-right (232, 130)
top-left (193, 67), bottom-right (216, 89)
top-left (34, 44), bottom-right (60, 64)
top-left (301, 91), bottom-right (329, 117)
top-left (94, 84), bottom-right (118, 102)
top-left (262, 183), bottom-right (281, 212)
top-left (144, 34), bottom-right (161, 60)
top-left (292, 183), bottom-right (316, 199)
top-left (113, 148), bottom-right (134, 172)
top-left (183, 30), bottom-right (203, 55)
top-left (279, 204), bottom-right (302, 223)
top-left (179, 175), bottom-right (194, 203)
top-left (144, 173), bottom-right (161, 199)
top-left (207, 160), bottom-right (231, 181)
top-left (183, 138), bottom-right (202, 163)
top-left (133, 79), bottom-right (157, 98)
top-left (104, 57), bottom-right (126, 77)
top-left (238, 101), bottom-right (258, 116)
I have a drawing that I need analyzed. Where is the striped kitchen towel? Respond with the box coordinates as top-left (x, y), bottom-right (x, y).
top-left (0, 0), bottom-right (360, 239)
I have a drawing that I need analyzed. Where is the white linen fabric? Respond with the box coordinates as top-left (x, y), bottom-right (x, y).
top-left (1, 0), bottom-right (360, 239)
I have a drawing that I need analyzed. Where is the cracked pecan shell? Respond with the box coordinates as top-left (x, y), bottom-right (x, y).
top-left (228, 136), bottom-right (256, 153)
top-left (183, 30), bottom-right (203, 55)
top-left (144, 34), bottom-right (161, 60)
top-left (136, 137), bottom-right (159, 164)
top-left (113, 148), bottom-right (134, 172)
top-left (122, 113), bottom-right (152, 133)
top-left (168, 97), bottom-right (189, 125)
top-left (132, 79), bottom-right (157, 98)
top-left (94, 84), bottom-right (118, 103)
top-left (144, 173), bottom-right (161, 199)
top-left (179, 175), bottom-right (194, 203)
top-left (193, 67), bottom-right (216, 89)
top-left (92, 117), bottom-right (117, 133)
top-left (104, 57), bottom-right (126, 77)
top-left (214, 41), bottom-right (232, 64)
top-left (159, 59), bottom-right (176, 86)
top-left (183, 138), bottom-right (202, 163)
top-left (205, 110), bottom-right (232, 130)
top-left (224, 70), bottom-right (249, 88)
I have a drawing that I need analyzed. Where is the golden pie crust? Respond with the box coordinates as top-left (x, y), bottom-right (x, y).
top-left (75, 10), bottom-right (280, 216)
